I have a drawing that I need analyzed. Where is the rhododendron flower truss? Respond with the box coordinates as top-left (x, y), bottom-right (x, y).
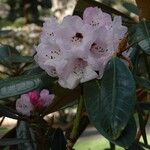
top-left (35, 7), bottom-right (129, 89)
top-left (16, 89), bottom-right (55, 116)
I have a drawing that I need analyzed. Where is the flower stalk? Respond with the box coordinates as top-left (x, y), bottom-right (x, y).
top-left (67, 96), bottom-right (84, 150)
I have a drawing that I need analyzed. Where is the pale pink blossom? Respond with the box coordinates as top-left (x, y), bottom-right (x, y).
top-left (40, 17), bottom-right (59, 44)
top-left (16, 94), bottom-right (33, 116)
top-left (40, 89), bottom-right (55, 107)
top-left (108, 16), bottom-right (128, 51)
top-left (55, 15), bottom-right (97, 58)
top-left (35, 7), bottom-right (129, 89)
top-left (83, 7), bottom-right (112, 30)
top-left (87, 28), bottom-right (114, 77)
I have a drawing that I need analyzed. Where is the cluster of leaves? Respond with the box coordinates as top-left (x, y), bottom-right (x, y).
top-left (0, 0), bottom-right (150, 150)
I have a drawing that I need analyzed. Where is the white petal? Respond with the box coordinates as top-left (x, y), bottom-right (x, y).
top-left (58, 73), bottom-right (80, 89)
top-left (80, 66), bottom-right (98, 83)
top-left (16, 94), bottom-right (33, 116)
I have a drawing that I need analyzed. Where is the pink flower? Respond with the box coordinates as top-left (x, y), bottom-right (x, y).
top-left (35, 16), bottom-right (98, 89)
top-left (83, 7), bottom-right (112, 30)
top-left (16, 89), bottom-right (55, 116)
top-left (108, 16), bottom-right (128, 51)
top-left (28, 90), bottom-right (42, 108)
top-left (40, 89), bottom-right (55, 107)
top-left (16, 94), bottom-right (33, 116)
top-left (87, 28), bottom-right (114, 77)
top-left (40, 17), bottom-right (59, 44)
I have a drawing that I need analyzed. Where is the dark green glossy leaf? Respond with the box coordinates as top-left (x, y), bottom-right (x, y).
top-left (139, 102), bottom-right (150, 110)
top-left (139, 142), bottom-right (150, 149)
top-left (0, 45), bottom-right (19, 67)
top-left (127, 142), bottom-right (145, 150)
top-left (0, 138), bottom-right (29, 146)
top-left (50, 128), bottom-right (66, 150)
top-left (0, 72), bottom-right (54, 99)
top-left (23, 67), bottom-right (44, 75)
top-left (135, 76), bottom-right (150, 90)
top-left (0, 30), bottom-right (12, 37)
top-left (100, 57), bottom-right (136, 139)
top-left (129, 21), bottom-right (150, 55)
top-left (137, 106), bottom-right (148, 145)
top-left (17, 121), bottom-right (37, 150)
top-left (123, 2), bottom-right (139, 15)
top-left (84, 83), bottom-right (136, 148)
top-left (8, 55), bottom-right (34, 63)
top-left (84, 57), bottom-right (137, 148)
top-left (129, 46), bottom-right (140, 65)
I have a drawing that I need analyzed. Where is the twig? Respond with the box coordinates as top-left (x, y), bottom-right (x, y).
top-left (66, 96), bottom-right (84, 150)
top-left (135, 112), bottom-right (150, 142)
top-left (0, 117), bottom-right (5, 126)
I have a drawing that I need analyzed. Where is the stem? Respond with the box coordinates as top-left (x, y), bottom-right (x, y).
top-left (0, 70), bottom-right (10, 76)
top-left (143, 54), bottom-right (150, 80)
top-left (67, 96), bottom-right (84, 150)
top-left (135, 112), bottom-right (150, 142)
top-left (0, 117), bottom-right (5, 126)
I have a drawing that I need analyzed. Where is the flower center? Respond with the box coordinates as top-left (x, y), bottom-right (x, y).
top-left (50, 67), bottom-right (57, 76)
top-left (46, 49), bottom-right (61, 60)
top-left (73, 58), bottom-right (87, 77)
top-left (71, 32), bottom-right (83, 43)
top-left (90, 20), bottom-right (100, 27)
top-left (49, 32), bottom-right (54, 37)
top-left (90, 43), bottom-right (108, 56)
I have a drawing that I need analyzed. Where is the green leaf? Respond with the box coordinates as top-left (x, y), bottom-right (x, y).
top-left (139, 38), bottom-right (150, 55)
top-left (137, 106), bottom-right (148, 145)
top-left (139, 142), bottom-right (150, 149)
top-left (127, 142), bottom-right (145, 150)
top-left (129, 46), bottom-right (140, 68)
top-left (0, 30), bottom-right (12, 37)
top-left (139, 102), bottom-right (150, 110)
top-left (7, 55), bottom-right (34, 63)
top-left (84, 57), bottom-right (137, 148)
top-left (50, 128), bottom-right (66, 150)
top-left (0, 72), bottom-right (54, 99)
top-left (74, 0), bottom-right (132, 20)
top-left (84, 80), bottom-right (136, 148)
top-left (129, 21), bottom-right (150, 55)
top-left (100, 57), bottom-right (136, 139)
top-left (135, 76), bottom-right (150, 90)
top-left (123, 2), bottom-right (139, 15)
top-left (0, 138), bottom-right (29, 146)
top-left (16, 121), bottom-right (37, 150)
top-left (0, 45), bottom-right (19, 68)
